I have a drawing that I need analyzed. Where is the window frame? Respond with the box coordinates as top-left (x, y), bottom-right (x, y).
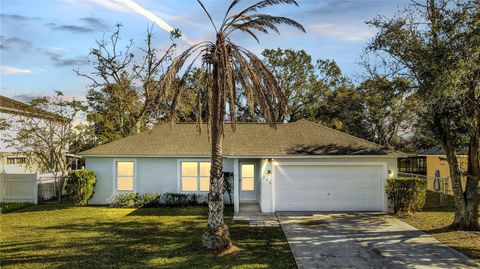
top-left (177, 160), bottom-right (211, 194)
top-left (240, 163), bottom-right (255, 192)
top-left (113, 159), bottom-right (137, 193)
top-left (6, 157), bottom-right (16, 165)
top-left (6, 156), bottom-right (26, 165)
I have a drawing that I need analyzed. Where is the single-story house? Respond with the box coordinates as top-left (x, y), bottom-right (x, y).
top-left (80, 119), bottom-right (403, 213)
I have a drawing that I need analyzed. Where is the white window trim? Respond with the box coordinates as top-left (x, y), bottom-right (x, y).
top-left (113, 159), bottom-right (137, 193)
top-left (240, 163), bottom-right (256, 192)
top-left (177, 159), bottom-right (211, 194)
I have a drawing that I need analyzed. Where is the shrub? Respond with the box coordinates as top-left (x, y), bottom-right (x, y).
top-left (138, 193), bottom-right (161, 208)
top-left (223, 172), bottom-right (234, 205)
top-left (110, 193), bottom-right (139, 208)
top-left (386, 177), bottom-right (426, 214)
top-left (65, 170), bottom-right (96, 206)
top-left (160, 193), bottom-right (202, 207)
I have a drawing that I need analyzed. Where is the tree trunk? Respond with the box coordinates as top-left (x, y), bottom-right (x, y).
top-left (202, 38), bottom-right (231, 251)
top-left (448, 85), bottom-right (480, 230)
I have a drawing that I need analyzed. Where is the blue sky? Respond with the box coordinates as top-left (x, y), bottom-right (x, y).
top-left (1, 0), bottom-right (409, 102)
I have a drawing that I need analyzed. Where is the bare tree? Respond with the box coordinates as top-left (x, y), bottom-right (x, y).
top-left (76, 25), bottom-right (181, 144)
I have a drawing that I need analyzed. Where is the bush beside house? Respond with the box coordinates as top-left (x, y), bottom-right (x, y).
top-left (386, 177), bottom-right (426, 214)
top-left (109, 193), bottom-right (207, 208)
top-left (65, 170), bottom-right (96, 206)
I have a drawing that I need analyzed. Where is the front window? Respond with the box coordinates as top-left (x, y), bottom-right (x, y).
top-left (181, 161), bottom-right (211, 192)
top-left (241, 164), bottom-right (255, 191)
top-left (116, 161), bottom-right (134, 191)
top-left (6, 157), bottom-right (26, 164)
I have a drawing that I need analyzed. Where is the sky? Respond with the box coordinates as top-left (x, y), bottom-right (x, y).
top-left (0, 0), bottom-right (410, 102)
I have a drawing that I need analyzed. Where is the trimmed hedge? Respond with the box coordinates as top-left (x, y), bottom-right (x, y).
top-left (109, 192), bottom-right (206, 208)
top-left (65, 170), bottom-right (96, 206)
top-left (386, 177), bottom-right (426, 214)
top-left (110, 193), bottom-right (139, 208)
top-left (138, 193), bottom-right (161, 208)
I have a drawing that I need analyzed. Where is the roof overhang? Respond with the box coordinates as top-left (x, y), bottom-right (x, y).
top-left (80, 154), bottom-right (404, 158)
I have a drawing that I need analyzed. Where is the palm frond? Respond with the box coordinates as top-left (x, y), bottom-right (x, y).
top-left (169, 50), bottom-right (206, 122)
top-left (228, 15), bottom-right (305, 35)
top-left (197, 0), bottom-right (218, 33)
top-left (230, 45), bottom-right (287, 126)
top-left (224, 0), bottom-right (299, 30)
top-left (221, 0), bottom-right (242, 30)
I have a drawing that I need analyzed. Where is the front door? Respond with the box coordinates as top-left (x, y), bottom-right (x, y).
top-left (240, 163), bottom-right (257, 201)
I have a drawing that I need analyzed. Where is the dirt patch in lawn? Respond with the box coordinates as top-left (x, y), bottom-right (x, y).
top-left (398, 209), bottom-right (480, 262)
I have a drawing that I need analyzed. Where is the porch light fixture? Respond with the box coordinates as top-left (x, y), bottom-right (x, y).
top-left (265, 169), bottom-right (272, 183)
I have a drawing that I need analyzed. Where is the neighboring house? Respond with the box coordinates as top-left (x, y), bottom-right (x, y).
top-left (0, 96), bottom-right (43, 174)
top-left (398, 146), bottom-right (468, 194)
top-left (80, 119), bottom-right (403, 213)
top-left (0, 95), bottom-right (83, 175)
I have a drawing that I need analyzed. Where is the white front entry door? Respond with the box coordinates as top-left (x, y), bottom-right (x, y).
top-left (275, 164), bottom-right (385, 211)
top-left (240, 163), bottom-right (257, 201)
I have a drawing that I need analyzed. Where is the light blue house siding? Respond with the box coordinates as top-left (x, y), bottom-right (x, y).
top-left (86, 156), bottom-right (397, 213)
top-left (86, 157), bottom-right (234, 205)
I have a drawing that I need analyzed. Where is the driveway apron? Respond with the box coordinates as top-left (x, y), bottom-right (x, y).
top-left (277, 212), bottom-right (479, 269)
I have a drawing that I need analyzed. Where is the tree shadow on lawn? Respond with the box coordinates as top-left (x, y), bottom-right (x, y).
top-left (1, 206), bottom-right (294, 269)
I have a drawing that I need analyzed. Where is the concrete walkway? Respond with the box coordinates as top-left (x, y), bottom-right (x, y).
top-left (277, 212), bottom-right (480, 269)
top-left (233, 204), bottom-right (279, 227)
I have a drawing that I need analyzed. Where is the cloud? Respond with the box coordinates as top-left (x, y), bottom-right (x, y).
top-left (85, 0), bottom-right (132, 12)
top-left (38, 48), bottom-right (89, 66)
top-left (0, 13), bottom-right (42, 22)
top-left (53, 25), bottom-right (94, 33)
top-left (83, 0), bottom-right (191, 44)
top-left (80, 17), bottom-right (107, 29)
top-left (0, 65), bottom-right (32, 75)
top-left (0, 36), bottom-right (32, 51)
top-left (308, 23), bottom-right (374, 42)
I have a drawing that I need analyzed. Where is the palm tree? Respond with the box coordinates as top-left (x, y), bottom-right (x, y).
top-left (160, 0), bottom-right (304, 251)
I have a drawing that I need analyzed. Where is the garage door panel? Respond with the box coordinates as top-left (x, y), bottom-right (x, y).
top-left (275, 164), bottom-right (384, 211)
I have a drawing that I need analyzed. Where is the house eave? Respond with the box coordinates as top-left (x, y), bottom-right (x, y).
top-left (80, 153), bottom-right (404, 158)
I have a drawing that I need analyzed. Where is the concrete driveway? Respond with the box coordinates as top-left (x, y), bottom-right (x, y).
top-left (277, 212), bottom-right (479, 269)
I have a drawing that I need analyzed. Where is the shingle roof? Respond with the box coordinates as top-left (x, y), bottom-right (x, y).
top-left (80, 119), bottom-right (403, 157)
top-left (0, 95), bottom-right (61, 120)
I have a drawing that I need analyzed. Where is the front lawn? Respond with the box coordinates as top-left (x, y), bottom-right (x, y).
top-left (398, 209), bottom-right (480, 262)
top-left (0, 205), bottom-right (295, 269)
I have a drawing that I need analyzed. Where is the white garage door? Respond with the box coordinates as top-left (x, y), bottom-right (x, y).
top-left (275, 164), bottom-right (384, 211)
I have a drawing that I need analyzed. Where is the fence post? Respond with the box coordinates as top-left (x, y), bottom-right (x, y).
top-left (34, 172), bottom-right (39, 205)
top-left (0, 170), bottom-right (4, 203)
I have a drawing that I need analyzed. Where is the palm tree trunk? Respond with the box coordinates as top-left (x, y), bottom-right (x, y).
top-left (202, 44), bottom-right (231, 251)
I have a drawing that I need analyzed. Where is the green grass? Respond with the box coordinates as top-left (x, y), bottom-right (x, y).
top-left (0, 203), bottom-right (34, 214)
top-left (0, 205), bottom-right (296, 269)
top-left (398, 209), bottom-right (480, 262)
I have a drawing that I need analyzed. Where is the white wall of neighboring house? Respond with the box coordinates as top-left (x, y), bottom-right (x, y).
top-left (0, 111), bottom-right (42, 174)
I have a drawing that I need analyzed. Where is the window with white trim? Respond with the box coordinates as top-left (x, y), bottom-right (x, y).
top-left (116, 161), bottom-right (134, 191)
top-left (241, 164), bottom-right (255, 191)
top-left (6, 157), bottom-right (26, 164)
top-left (181, 161), bottom-right (211, 192)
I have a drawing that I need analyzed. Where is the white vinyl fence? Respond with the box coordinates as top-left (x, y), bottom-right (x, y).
top-left (0, 172), bottom-right (38, 204)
